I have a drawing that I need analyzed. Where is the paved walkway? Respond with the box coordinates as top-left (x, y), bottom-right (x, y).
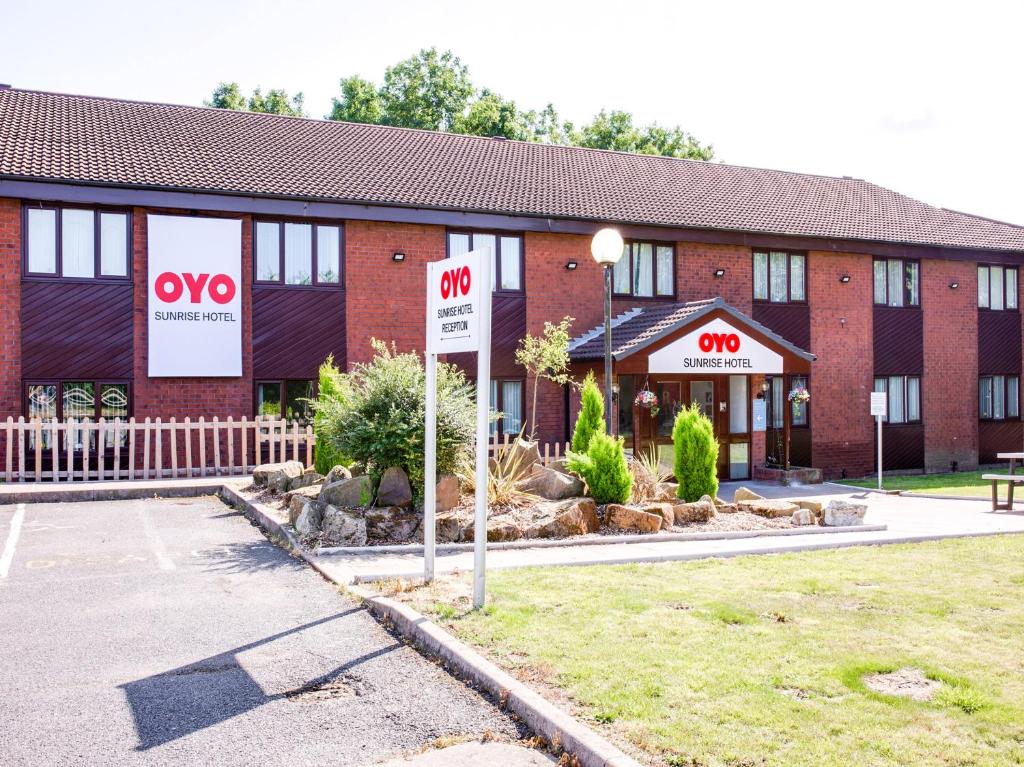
top-left (316, 482), bottom-right (1024, 584)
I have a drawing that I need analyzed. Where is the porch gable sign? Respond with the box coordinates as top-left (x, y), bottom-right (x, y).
top-left (647, 317), bottom-right (783, 374)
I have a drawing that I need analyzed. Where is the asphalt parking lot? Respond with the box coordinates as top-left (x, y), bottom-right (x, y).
top-left (0, 496), bottom-right (526, 766)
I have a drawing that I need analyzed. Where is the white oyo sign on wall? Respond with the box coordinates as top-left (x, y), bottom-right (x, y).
top-left (147, 214), bottom-right (243, 377)
top-left (648, 317), bottom-right (784, 374)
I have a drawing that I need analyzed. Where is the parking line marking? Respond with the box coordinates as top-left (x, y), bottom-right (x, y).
top-left (139, 506), bottom-right (176, 571)
top-left (0, 503), bottom-right (26, 578)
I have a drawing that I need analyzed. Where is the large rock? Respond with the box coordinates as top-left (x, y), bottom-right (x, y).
top-left (253, 460), bottom-right (304, 492)
top-left (463, 515), bottom-right (524, 542)
top-left (673, 498), bottom-right (716, 525)
top-left (320, 505), bottom-right (368, 546)
top-left (288, 468), bottom-right (324, 491)
top-left (319, 474), bottom-right (373, 508)
top-left (504, 438), bottom-right (541, 477)
top-left (522, 465), bottom-right (584, 500)
top-left (324, 465), bottom-right (352, 484)
top-left (525, 498), bottom-right (600, 538)
top-left (377, 466), bottom-right (413, 508)
top-left (294, 501), bottom-right (324, 536)
top-left (639, 502), bottom-right (674, 530)
top-left (654, 482), bottom-right (680, 503)
top-left (791, 508), bottom-right (814, 526)
top-left (435, 508), bottom-right (472, 543)
top-left (283, 483), bottom-right (322, 508)
top-left (733, 486), bottom-right (764, 503)
top-left (436, 474), bottom-right (461, 512)
top-left (546, 458), bottom-right (571, 475)
top-left (823, 499), bottom-right (867, 527)
top-left (604, 504), bottom-right (662, 533)
top-left (366, 506), bottom-right (421, 542)
top-left (738, 499), bottom-right (800, 518)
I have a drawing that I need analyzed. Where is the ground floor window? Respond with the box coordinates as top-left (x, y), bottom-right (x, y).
top-left (24, 380), bottom-right (130, 449)
top-left (617, 375), bottom-right (635, 440)
top-left (766, 375), bottom-right (809, 428)
top-left (256, 380), bottom-right (315, 421)
top-left (489, 379), bottom-right (524, 437)
top-left (980, 375), bottom-right (1020, 420)
top-left (873, 375), bottom-right (921, 423)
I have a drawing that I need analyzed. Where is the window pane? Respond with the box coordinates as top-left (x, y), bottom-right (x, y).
top-left (286, 380), bottom-right (314, 421)
top-left (873, 260), bottom-right (887, 304)
top-left (618, 375), bottom-right (635, 438)
top-left (729, 375), bottom-right (748, 434)
top-left (980, 377), bottom-right (993, 419)
top-left (1007, 269), bottom-right (1018, 310)
top-left (991, 266), bottom-right (1004, 310)
top-left (753, 251), bottom-right (768, 300)
top-left (769, 251), bottom-right (787, 302)
top-left (633, 243), bottom-right (653, 297)
top-left (257, 382), bottom-right (282, 416)
top-left (448, 233), bottom-right (470, 257)
top-left (99, 213), bottom-right (128, 277)
top-left (316, 226), bottom-right (341, 283)
top-left (613, 246), bottom-right (631, 293)
top-left (63, 382), bottom-right (96, 450)
top-left (978, 266), bottom-right (989, 308)
top-left (906, 377), bottom-right (920, 422)
top-left (502, 381), bottom-right (522, 434)
top-left (62, 209), bottom-right (95, 278)
top-left (729, 442), bottom-right (749, 480)
top-left (994, 375), bottom-right (1006, 419)
top-left (887, 260), bottom-right (903, 307)
top-left (471, 234), bottom-right (497, 291)
top-left (27, 209), bottom-right (57, 274)
top-left (284, 223), bottom-right (312, 285)
top-left (790, 255), bottom-right (805, 301)
top-left (489, 379), bottom-right (498, 436)
top-left (499, 236), bottom-right (521, 290)
top-left (256, 222), bottom-right (280, 281)
top-left (905, 261), bottom-right (919, 306)
top-left (100, 384), bottom-right (129, 419)
top-left (27, 384), bottom-right (57, 450)
top-left (791, 375), bottom-right (808, 426)
top-left (888, 376), bottom-right (905, 423)
top-left (656, 246), bottom-right (673, 295)
top-left (771, 377), bottom-right (784, 428)
top-left (1009, 377), bottom-right (1020, 418)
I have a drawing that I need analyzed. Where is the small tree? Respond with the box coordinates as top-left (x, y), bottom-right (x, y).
top-left (672, 404), bottom-right (719, 502)
top-left (515, 316), bottom-right (574, 439)
top-left (566, 432), bottom-right (632, 504)
top-left (313, 355), bottom-right (350, 475)
top-left (571, 371), bottom-right (604, 453)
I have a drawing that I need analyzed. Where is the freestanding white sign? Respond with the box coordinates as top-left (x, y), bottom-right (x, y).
top-left (871, 391), bottom-right (887, 490)
top-left (147, 215), bottom-right (243, 377)
top-left (425, 248), bottom-right (492, 607)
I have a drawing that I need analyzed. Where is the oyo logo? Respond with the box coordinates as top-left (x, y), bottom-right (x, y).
top-left (698, 332), bottom-right (741, 353)
top-left (440, 265), bottom-right (472, 299)
top-left (155, 272), bottom-right (236, 305)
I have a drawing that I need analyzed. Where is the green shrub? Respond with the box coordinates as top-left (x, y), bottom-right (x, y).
top-left (311, 340), bottom-right (477, 497)
top-left (571, 372), bottom-right (605, 453)
top-left (567, 432), bottom-right (632, 504)
top-left (672, 403), bottom-right (719, 502)
top-left (313, 355), bottom-right (350, 475)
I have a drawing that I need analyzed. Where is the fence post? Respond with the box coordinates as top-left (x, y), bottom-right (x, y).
top-left (5, 416), bottom-right (12, 483)
top-left (98, 418), bottom-right (108, 481)
top-left (128, 418), bottom-right (136, 479)
top-left (226, 416), bottom-right (235, 475)
top-left (305, 424), bottom-right (313, 468)
top-left (67, 419), bottom-right (76, 482)
top-left (240, 416), bottom-right (248, 474)
top-left (112, 418), bottom-right (121, 481)
top-left (169, 417), bottom-right (178, 479)
top-left (183, 417), bottom-right (192, 478)
top-left (51, 418), bottom-right (60, 482)
top-left (279, 419), bottom-right (286, 463)
top-left (212, 417), bottom-right (222, 476)
top-left (254, 415), bottom-right (263, 467)
top-left (17, 416), bottom-right (25, 482)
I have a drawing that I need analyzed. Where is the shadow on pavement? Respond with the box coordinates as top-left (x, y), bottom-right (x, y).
top-left (195, 539), bottom-right (305, 575)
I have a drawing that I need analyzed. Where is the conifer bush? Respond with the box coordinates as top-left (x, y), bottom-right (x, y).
top-left (313, 355), bottom-right (350, 475)
top-left (567, 432), bottom-right (632, 504)
top-left (571, 372), bottom-right (605, 453)
top-left (672, 403), bottom-right (719, 501)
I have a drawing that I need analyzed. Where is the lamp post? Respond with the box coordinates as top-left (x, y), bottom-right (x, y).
top-left (591, 228), bottom-right (625, 434)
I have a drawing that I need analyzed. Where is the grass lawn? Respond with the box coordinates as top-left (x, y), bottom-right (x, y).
top-left (402, 537), bottom-right (1024, 766)
top-left (839, 470), bottom-right (1002, 499)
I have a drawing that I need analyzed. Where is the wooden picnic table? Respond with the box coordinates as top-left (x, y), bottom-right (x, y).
top-left (985, 452), bottom-right (1024, 510)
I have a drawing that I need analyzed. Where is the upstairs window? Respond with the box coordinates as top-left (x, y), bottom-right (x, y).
top-left (25, 206), bottom-right (130, 280)
top-left (447, 231), bottom-right (523, 292)
top-left (873, 376), bottom-right (921, 423)
top-left (753, 250), bottom-right (805, 303)
top-left (254, 220), bottom-right (342, 286)
top-left (613, 242), bottom-right (674, 298)
top-left (980, 375), bottom-right (1019, 420)
top-left (978, 265), bottom-right (1018, 310)
top-left (873, 258), bottom-right (920, 307)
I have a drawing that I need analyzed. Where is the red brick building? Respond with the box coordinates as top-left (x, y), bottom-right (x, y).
top-left (2, 86), bottom-right (1023, 480)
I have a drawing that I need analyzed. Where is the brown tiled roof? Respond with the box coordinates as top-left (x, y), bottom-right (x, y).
top-left (2, 87), bottom-right (1023, 252)
top-left (569, 298), bottom-right (816, 361)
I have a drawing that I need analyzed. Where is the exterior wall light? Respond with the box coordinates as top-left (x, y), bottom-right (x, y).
top-left (713, 268), bottom-right (726, 278)
top-left (566, 260), bottom-right (578, 271)
top-left (392, 252), bottom-right (406, 262)
top-left (949, 281), bottom-right (960, 289)
top-left (839, 274), bottom-right (851, 283)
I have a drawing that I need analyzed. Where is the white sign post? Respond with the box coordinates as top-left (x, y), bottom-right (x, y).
top-left (425, 248), bottom-right (492, 607)
top-left (870, 391), bottom-right (887, 491)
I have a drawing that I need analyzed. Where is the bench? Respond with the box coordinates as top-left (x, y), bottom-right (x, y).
top-left (981, 473), bottom-right (1024, 511)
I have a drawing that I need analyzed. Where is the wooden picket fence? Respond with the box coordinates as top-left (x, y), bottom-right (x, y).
top-left (1, 416), bottom-right (315, 483)
top-left (488, 432), bottom-right (570, 467)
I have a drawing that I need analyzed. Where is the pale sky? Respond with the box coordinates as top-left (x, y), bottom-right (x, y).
top-left (3, 0), bottom-right (1022, 226)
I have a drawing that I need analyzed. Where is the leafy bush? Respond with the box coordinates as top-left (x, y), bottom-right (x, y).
top-left (571, 372), bottom-right (605, 453)
top-left (313, 355), bottom-right (351, 475)
top-left (672, 403), bottom-right (719, 502)
top-left (312, 340), bottom-right (477, 497)
top-left (567, 432), bottom-right (632, 504)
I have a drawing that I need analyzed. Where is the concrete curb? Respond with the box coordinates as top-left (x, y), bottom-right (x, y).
top-left (0, 477), bottom-right (234, 504)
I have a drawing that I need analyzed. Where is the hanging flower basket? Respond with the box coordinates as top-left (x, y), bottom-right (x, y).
top-left (788, 386), bottom-right (810, 404)
top-left (635, 389), bottom-right (660, 417)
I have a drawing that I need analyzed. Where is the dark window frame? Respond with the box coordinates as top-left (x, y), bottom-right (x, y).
top-left (22, 204), bottom-right (132, 283)
top-left (979, 375), bottom-right (1020, 421)
top-left (977, 264), bottom-right (1019, 311)
top-left (445, 230), bottom-right (525, 295)
top-left (252, 218), bottom-right (345, 288)
top-left (872, 257), bottom-right (921, 308)
top-left (872, 375), bottom-right (922, 424)
top-left (612, 240), bottom-right (676, 300)
top-left (489, 377), bottom-right (525, 437)
top-left (765, 374), bottom-right (811, 429)
top-left (752, 249), bottom-right (807, 304)
top-left (254, 379), bottom-right (317, 421)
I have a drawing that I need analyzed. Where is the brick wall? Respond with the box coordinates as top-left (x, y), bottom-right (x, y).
top-left (345, 220), bottom-right (446, 366)
top-left (923, 258), bottom-right (979, 471)
top-left (808, 251), bottom-right (874, 478)
top-left (0, 198), bottom-right (20, 420)
top-left (676, 242), bottom-right (754, 313)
